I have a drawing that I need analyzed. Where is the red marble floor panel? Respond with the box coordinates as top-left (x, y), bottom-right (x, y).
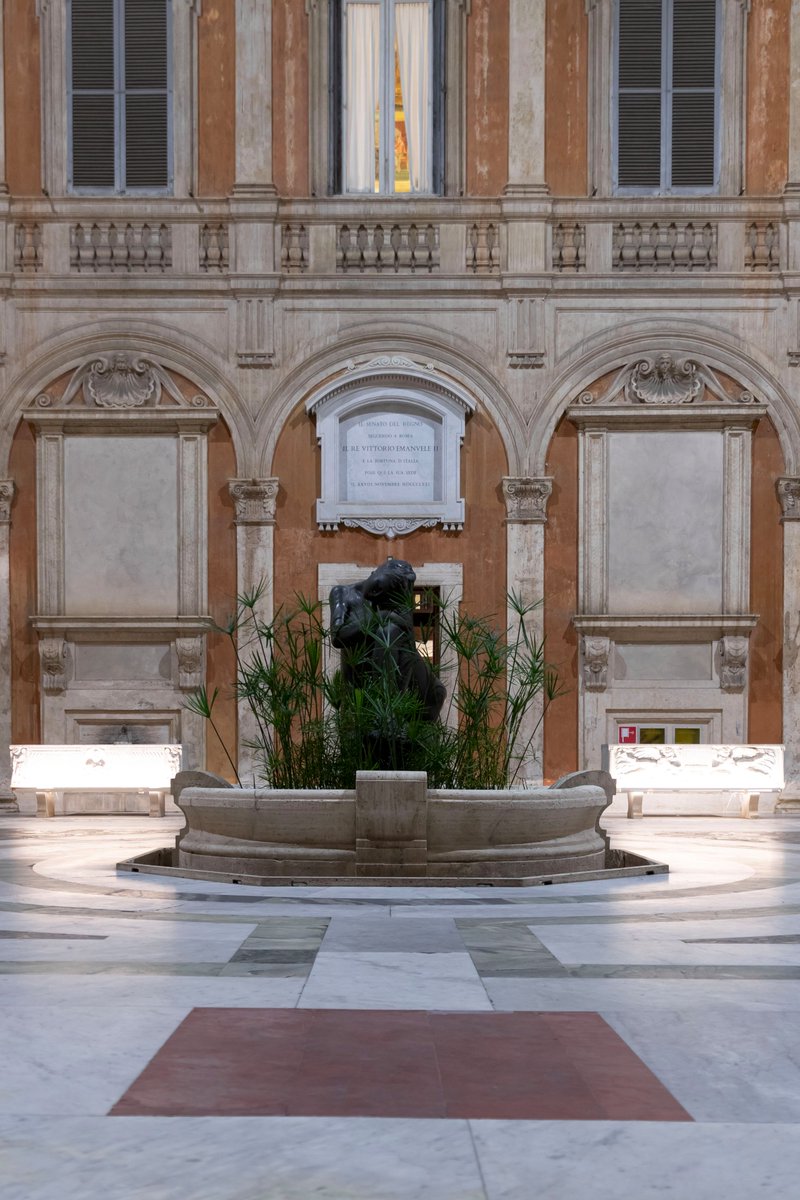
top-left (110, 1009), bottom-right (692, 1121)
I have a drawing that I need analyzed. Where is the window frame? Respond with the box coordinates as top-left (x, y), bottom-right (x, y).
top-left (612, 0), bottom-right (722, 196)
top-left (327, 0), bottom-right (447, 197)
top-left (66, 0), bottom-right (174, 196)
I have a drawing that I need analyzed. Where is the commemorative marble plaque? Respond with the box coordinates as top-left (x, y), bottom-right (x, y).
top-left (340, 410), bottom-right (440, 502)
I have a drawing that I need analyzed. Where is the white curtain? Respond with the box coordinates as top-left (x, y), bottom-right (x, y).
top-left (345, 3), bottom-right (381, 192)
top-left (396, 2), bottom-right (431, 192)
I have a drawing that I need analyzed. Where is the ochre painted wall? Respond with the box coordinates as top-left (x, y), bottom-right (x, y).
top-left (748, 416), bottom-right (784, 741)
top-left (542, 418), bottom-right (579, 781)
top-left (271, 401), bottom-right (508, 624)
top-left (545, 0), bottom-right (588, 196)
top-left (747, 0), bottom-right (790, 194)
top-left (205, 419), bottom-right (238, 779)
top-left (9, 420), bottom-right (40, 745)
top-left (273, 0), bottom-right (310, 197)
top-left (5, 0), bottom-right (42, 196)
top-left (467, 0), bottom-right (509, 196)
top-left (198, 0), bottom-right (236, 196)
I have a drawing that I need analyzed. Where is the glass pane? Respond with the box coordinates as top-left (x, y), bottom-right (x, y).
top-left (393, 48), bottom-right (410, 192)
top-left (674, 727), bottom-right (701, 745)
top-left (639, 727), bottom-right (666, 744)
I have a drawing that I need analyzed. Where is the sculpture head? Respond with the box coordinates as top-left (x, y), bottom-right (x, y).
top-left (362, 557), bottom-right (416, 610)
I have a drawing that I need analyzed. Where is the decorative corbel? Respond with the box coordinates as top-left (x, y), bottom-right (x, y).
top-left (39, 638), bottom-right (68, 693)
top-left (582, 636), bottom-right (610, 692)
top-left (777, 478), bottom-right (800, 522)
top-left (175, 637), bottom-right (204, 690)
top-left (720, 636), bottom-right (749, 692)
top-left (0, 481), bottom-right (15, 524)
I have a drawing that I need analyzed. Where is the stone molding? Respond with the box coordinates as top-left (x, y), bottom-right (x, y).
top-left (502, 477), bottom-right (553, 524)
top-left (719, 635), bottom-right (749, 692)
top-left (39, 637), bottom-right (68, 693)
top-left (0, 480), bottom-right (14, 524)
top-left (228, 478), bottom-right (279, 526)
top-left (582, 636), bottom-right (611, 692)
top-left (777, 477), bottom-right (800, 521)
top-left (572, 354), bottom-right (756, 409)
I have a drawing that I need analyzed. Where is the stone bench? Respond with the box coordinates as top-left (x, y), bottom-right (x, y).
top-left (602, 743), bottom-right (785, 819)
top-left (10, 744), bottom-right (182, 817)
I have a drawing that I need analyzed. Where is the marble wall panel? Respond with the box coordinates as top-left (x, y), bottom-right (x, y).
top-left (613, 643), bottom-right (713, 683)
top-left (72, 643), bottom-right (172, 684)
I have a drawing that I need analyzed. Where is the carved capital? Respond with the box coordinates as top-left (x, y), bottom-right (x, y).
top-left (0, 481), bottom-right (15, 524)
top-left (502, 477), bottom-right (553, 524)
top-left (777, 477), bottom-right (800, 522)
top-left (720, 635), bottom-right (749, 692)
top-left (582, 636), bottom-right (611, 692)
top-left (228, 478), bottom-right (279, 525)
top-left (39, 638), bottom-right (68, 693)
top-left (175, 637), bottom-right (204, 690)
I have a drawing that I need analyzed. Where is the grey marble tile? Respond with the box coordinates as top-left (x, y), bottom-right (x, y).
top-left (299, 950), bottom-right (492, 1009)
top-left (320, 915), bottom-right (464, 953)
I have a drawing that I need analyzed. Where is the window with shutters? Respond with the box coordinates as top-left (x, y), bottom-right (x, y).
top-left (329, 0), bottom-right (444, 195)
top-left (614, 0), bottom-right (720, 194)
top-left (68, 0), bottom-right (172, 194)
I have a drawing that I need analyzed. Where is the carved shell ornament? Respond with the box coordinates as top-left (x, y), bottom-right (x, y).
top-left (624, 355), bottom-right (702, 405)
top-left (85, 355), bottom-right (158, 408)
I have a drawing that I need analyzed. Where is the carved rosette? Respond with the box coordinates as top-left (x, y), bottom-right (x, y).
top-left (777, 478), bottom-right (800, 522)
top-left (582, 636), bottom-right (611, 692)
top-left (502, 477), bottom-right (553, 524)
top-left (39, 638), bottom-right (68, 693)
top-left (0, 481), bottom-right (15, 524)
top-left (624, 355), bottom-right (702, 405)
top-left (228, 478), bottom-right (279, 525)
top-left (175, 637), bottom-right (204, 690)
top-left (720, 636), bottom-right (749, 693)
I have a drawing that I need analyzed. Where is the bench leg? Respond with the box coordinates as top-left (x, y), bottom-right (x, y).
top-left (742, 792), bottom-right (760, 819)
top-left (627, 792), bottom-right (644, 819)
top-left (36, 790), bottom-right (56, 818)
top-left (149, 790), bottom-right (166, 818)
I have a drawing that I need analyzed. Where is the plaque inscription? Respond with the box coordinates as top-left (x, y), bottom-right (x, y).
top-left (340, 410), bottom-right (441, 503)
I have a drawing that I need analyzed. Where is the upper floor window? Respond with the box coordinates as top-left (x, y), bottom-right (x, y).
top-left (338, 0), bottom-right (442, 194)
top-left (615, 0), bottom-right (719, 193)
top-left (68, 0), bottom-right (172, 193)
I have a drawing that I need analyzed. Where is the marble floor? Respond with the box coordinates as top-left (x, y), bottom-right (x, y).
top-left (3, 815), bottom-right (800, 1198)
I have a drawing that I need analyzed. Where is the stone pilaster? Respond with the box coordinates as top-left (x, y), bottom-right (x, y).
top-left (503, 477), bottom-right (553, 783)
top-left (0, 481), bottom-right (17, 809)
top-left (777, 478), bottom-right (800, 810)
top-left (505, 0), bottom-right (547, 195)
top-left (234, 0), bottom-right (276, 195)
top-left (229, 478), bottom-right (279, 783)
top-left (788, 2), bottom-right (800, 192)
top-left (0, 2), bottom-right (7, 195)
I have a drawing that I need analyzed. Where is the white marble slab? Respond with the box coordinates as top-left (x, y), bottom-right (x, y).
top-left (0, 1116), bottom-right (485, 1200)
top-left (299, 951), bottom-right (492, 1010)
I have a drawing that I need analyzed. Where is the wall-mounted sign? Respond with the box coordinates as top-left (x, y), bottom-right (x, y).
top-left (307, 356), bottom-right (475, 538)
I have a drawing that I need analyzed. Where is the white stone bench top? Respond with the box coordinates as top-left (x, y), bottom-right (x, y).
top-left (10, 744), bottom-right (182, 791)
top-left (602, 744), bottom-right (785, 792)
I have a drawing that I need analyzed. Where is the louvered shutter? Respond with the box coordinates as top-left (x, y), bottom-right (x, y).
top-left (123, 0), bottom-right (170, 189)
top-left (617, 0), bottom-right (662, 189)
top-left (671, 0), bottom-right (716, 187)
top-left (71, 0), bottom-right (116, 189)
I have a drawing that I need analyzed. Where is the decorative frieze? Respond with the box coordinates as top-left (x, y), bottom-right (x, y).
top-left (336, 224), bottom-right (440, 273)
top-left (551, 223), bottom-right (586, 272)
top-left (502, 477), bottom-right (553, 524)
top-left (720, 635), bottom-right (749, 692)
top-left (572, 354), bottom-right (757, 409)
top-left (199, 224), bottom-right (230, 272)
top-left (175, 637), bottom-right (204, 690)
top-left (582, 637), bottom-right (610, 692)
top-left (14, 223), bottom-right (42, 273)
top-left (612, 222), bottom-right (718, 272)
top-left (281, 224), bottom-right (309, 273)
top-left (745, 222), bottom-right (780, 272)
top-left (466, 223), bottom-right (499, 273)
top-left (0, 480), bottom-right (14, 524)
top-left (70, 223), bottom-right (172, 273)
top-left (39, 637), bottom-right (68, 693)
top-left (777, 478), bottom-right (800, 522)
top-left (32, 354), bottom-right (208, 411)
top-left (228, 478), bottom-right (279, 525)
